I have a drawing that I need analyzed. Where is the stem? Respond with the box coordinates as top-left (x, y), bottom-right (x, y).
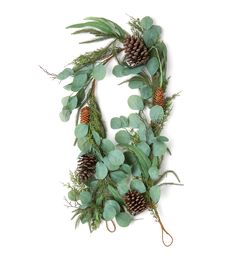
top-left (156, 170), bottom-right (181, 184)
top-left (151, 205), bottom-right (174, 247)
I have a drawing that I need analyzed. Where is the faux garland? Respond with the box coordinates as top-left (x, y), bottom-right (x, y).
top-left (43, 16), bottom-right (182, 246)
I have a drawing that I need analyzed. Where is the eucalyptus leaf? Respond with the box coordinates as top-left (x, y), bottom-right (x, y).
top-left (95, 162), bottom-right (108, 179)
top-left (74, 124), bottom-right (89, 138)
top-left (128, 113), bottom-right (143, 128)
top-left (92, 64), bottom-right (106, 80)
top-left (92, 131), bottom-right (101, 145)
top-left (143, 25), bottom-right (162, 47)
top-left (128, 95), bottom-right (144, 110)
top-left (137, 142), bottom-right (151, 156)
top-left (111, 117), bottom-right (122, 129)
top-left (68, 190), bottom-right (79, 201)
top-left (101, 139), bottom-right (115, 153)
top-left (117, 181), bottom-right (129, 195)
top-left (116, 212), bottom-right (133, 227)
top-left (103, 205), bottom-right (116, 221)
top-left (57, 68), bottom-right (73, 80)
top-left (105, 200), bottom-right (121, 214)
top-left (110, 171), bottom-right (127, 183)
top-left (77, 138), bottom-right (92, 153)
top-left (130, 179), bottom-right (146, 193)
top-left (139, 86), bottom-right (153, 99)
top-left (79, 191), bottom-right (92, 204)
top-left (108, 150), bottom-right (125, 166)
top-left (102, 156), bottom-right (120, 171)
top-left (120, 164), bottom-right (132, 174)
top-left (141, 16), bottom-right (153, 30)
top-left (148, 166), bottom-right (159, 180)
top-left (147, 57), bottom-right (159, 75)
top-left (59, 108), bottom-right (71, 122)
top-left (150, 105), bottom-right (164, 122)
top-left (120, 116), bottom-right (129, 127)
top-left (149, 185), bottom-right (161, 203)
top-left (71, 73), bottom-right (87, 92)
top-left (115, 130), bottom-right (131, 145)
top-left (153, 141), bottom-right (167, 157)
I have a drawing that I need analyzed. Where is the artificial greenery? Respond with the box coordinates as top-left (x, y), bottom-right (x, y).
top-left (44, 16), bottom-right (182, 247)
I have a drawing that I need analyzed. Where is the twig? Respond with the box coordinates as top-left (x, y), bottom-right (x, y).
top-left (39, 65), bottom-right (57, 79)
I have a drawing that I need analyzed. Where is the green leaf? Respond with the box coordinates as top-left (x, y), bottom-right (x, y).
top-left (57, 68), bottom-right (73, 80)
top-left (110, 117), bottom-right (122, 129)
top-left (105, 200), bottom-right (121, 214)
top-left (110, 171), bottom-right (127, 183)
top-left (128, 113), bottom-right (143, 128)
top-left (120, 116), bottom-right (129, 127)
top-left (143, 25), bottom-right (162, 47)
top-left (115, 130), bottom-right (131, 145)
top-left (116, 212), bottom-right (133, 227)
top-left (59, 108), bottom-right (71, 122)
top-left (141, 16), bottom-right (153, 30)
top-left (138, 124), bottom-right (146, 141)
top-left (77, 138), bottom-right (92, 153)
top-left (156, 136), bottom-right (169, 142)
top-left (102, 157), bottom-right (120, 171)
top-left (153, 141), bottom-right (167, 157)
top-left (92, 131), bottom-right (101, 145)
top-left (128, 95), bottom-right (144, 110)
top-left (130, 179), bottom-right (146, 193)
top-left (68, 190), bottom-right (79, 201)
top-left (117, 181), bottom-right (129, 195)
top-left (92, 64), bottom-right (106, 80)
top-left (95, 162), bottom-right (108, 179)
top-left (74, 124), bottom-right (89, 138)
top-left (68, 96), bottom-right (78, 110)
top-left (112, 65), bottom-right (125, 77)
top-left (107, 185), bottom-right (125, 205)
top-left (132, 163), bottom-right (142, 177)
top-left (61, 96), bottom-right (70, 106)
top-left (146, 57), bottom-right (159, 75)
top-left (79, 191), bottom-right (92, 204)
top-left (71, 73), bottom-right (87, 92)
top-left (103, 205), bottom-right (116, 221)
top-left (128, 77), bottom-right (146, 89)
top-left (120, 164), bottom-right (132, 174)
top-left (63, 84), bottom-right (72, 91)
top-left (112, 65), bottom-right (144, 77)
top-left (139, 86), bottom-right (152, 99)
top-left (148, 166), bottom-right (159, 180)
top-left (108, 150), bottom-right (125, 166)
top-left (137, 142), bottom-right (151, 156)
top-left (146, 128), bottom-right (155, 144)
top-left (149, 185), bottom-right (161, 203)
top-left (150, 105), bottom-right (164, 122)
top-left (101, 139), bottom-right (115, 153)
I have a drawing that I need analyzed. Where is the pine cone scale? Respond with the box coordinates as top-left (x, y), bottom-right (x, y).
top-left (124, 190), bottom-right (148, 216)
top-left (76, 154), bottom-right (97, 183)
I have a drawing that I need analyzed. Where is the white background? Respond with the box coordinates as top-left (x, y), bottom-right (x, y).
top-left (1, 0), bottom-right (236, 266)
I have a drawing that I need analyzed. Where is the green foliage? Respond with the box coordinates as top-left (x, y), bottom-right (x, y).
top-left (117, 180), bottom-right (129, 195)
top-left (59, 108), bottom-right (71, 122)
top-left (116, 212), bottom-right (133, 227)
top-left (115, 130), bottom-right (131, 145)
top-left (110, 170), bottom-right (127, 183)
top-left (137, 141), bottom-right (151, 156)
top-left (139, 86), bottom-right (152, 99)
top-left (68, 190), bottom-right (80, 201)
top-left (143, 25), bottom-right (162, 47)
top-left (108, 150), bottom-right (125, 166)
top-left (92, 64), bottom-right (106, 80)
top-left (147, 57), bottom-right (159, 75)
top-left (111, 117), bottom-right (122, 129)
top-left (103, 205), bottom-right (116, 221)
top-left (149, 185), bottom-right (161, 203)
top-left (153, 141), bottom-right (167, 157)
top-left (74, 124), bottom-right (89, 138)
top-left (148, 166), bottom-right (159, 180)
top-left (150, 105), bottom-right (164, 122)
top-left (95, 162), bottom-right (108, 179)
top-left (141, 16), bottom-right (153, 30)
top-left (130, 179), bottom-right (146, 193)
top-left (57, 68), bottom-right (74, 80)
top-left (101, 139), bottom-right (115, 153)
top-left (112, 65), bottom-right (144, 77)
top-left (79, 191), bottom-right (92, 204)
top-left (71, 73), bottom-right (88, 92)
top-left (128, 95), bottom-right (144, 110)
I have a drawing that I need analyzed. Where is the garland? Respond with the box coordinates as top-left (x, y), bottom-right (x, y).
top-left (43, 16), bottom-right (182, 246)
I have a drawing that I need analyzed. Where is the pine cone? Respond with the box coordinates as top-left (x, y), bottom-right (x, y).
top-left (153, 88), bottom-right (165, 107)
top-left (80, 106), bottom-right (90, 124)
top-left (124, 190), bottom-right (148, 216)
top-left (76, 154), bottom-right (97, 182)
top-left (124, 36), bottom-right (149, 67)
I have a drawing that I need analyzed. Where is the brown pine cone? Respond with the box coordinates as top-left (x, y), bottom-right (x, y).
top-left (76, 154), bottom-right (97, 183)
top-left (124, 190), bottom-right (148, 216)
top-left (123, 35), bottom-right (149, 67)
top-left (153, 88), bottom-right (165, 107)
top-left (80, 106), bottom-right (90, 124)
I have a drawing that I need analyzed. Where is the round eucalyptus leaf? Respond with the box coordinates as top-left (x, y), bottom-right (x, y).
top-left (59, 108), bottom-right (71, 122)
top-left (116, 212), bottom-right (133, 227)
top-left (132, 163), bottom-right (142, 177)
top-left (101, 139), bottom-right (115, 153)
top-left (77, 138), bottom-right (92, 153)
top-left (112, 65), bottom-right (125, 77)
top-left (128, 113), bottom-right (142, 128)
top-left (156, 136), bottom-right (169, 142)
top-left (92, 131), bottom-right (101, 145)
top-left (128, 78), bottom-right (146, 89)
top-left (68, 190), bottom-right (79, 201)
top-left (115, 130), bottom-right (131, 145)
top-left (95, 162), bottom-right (108, 179)
top-left (71, 73), bottom-right (87, 92)
top-left (120, 164), bottom-right (132, 174)
top-left (149, 185), bottom-right (161, 203)
top-left (74, 124), bottom-right (88, 138)
top-left (128, 95), bottom-right (144, 110)
top-left (61, 96), bottom-right (70, 106)
top-left (108, 150), bottom-right (125, 166)
top-left (130, 179), bottom-right (146, 193)
top-left (117, 181), bottom-right (129, 195)
top-left (68, 96), bottom-right (78, 110)
top-left (92, 64), bottom-right (106, 80)
top-left (143, 25), bottom-right (162, 47)
top-left (79, 191), bottom-right (92, 204)
top-left (103, 205), bottom-right (116, 221)
top-left (150, 105), bottom-right (164, 122)
top-left (110, 170), bottom-right (127, 183)
top-left (141, 16), bottom-right (153, 30)
top-left (120, 116), bottom-right (129, 127)
top-left (102, 156), bottom-right (120, 171)
top-left (139, 86), bottom-right (152, 99)
top-left (105, 200), bottom-right (121, 214)
top-left (152, 141), bottom-right (167, 157)
top-left (111, 117), bottom-right (122, 129)
top-left (137, 142), bottom-right (151, 156)
top-left (57, 68), bottom-right (73, 80)
top-left (147, 57), bottom-right (159, 75)
top-left (148, 166), bottom-right (159, 180)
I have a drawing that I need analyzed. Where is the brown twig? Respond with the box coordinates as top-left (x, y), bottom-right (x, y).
top-left (105, 220), bottom-right (116, 233)
top-left (39, 65), bottom-right (57, 79)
